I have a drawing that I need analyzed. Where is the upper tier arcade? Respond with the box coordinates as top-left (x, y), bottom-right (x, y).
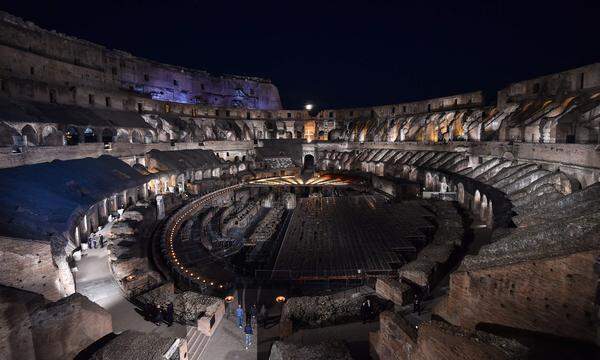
top-left (0, 11), bottom-right (282, 110)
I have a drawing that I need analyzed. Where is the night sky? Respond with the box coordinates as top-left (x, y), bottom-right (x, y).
top-left (3, 0), bottom-right (599, 109)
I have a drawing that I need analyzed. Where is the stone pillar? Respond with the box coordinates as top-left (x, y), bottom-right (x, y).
top-left (156, 195), bottom-right (165, 220)
top-left (54, 254), bottom-right (75, 296)
top-left (285, 193), bottom-right (296, 209)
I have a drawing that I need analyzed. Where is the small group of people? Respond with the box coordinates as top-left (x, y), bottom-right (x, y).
top-left (235, 304), bottom-right (255, 350)
top-left (360, 298), bottom-right (374, 324)
top-left (234, 303), bottom-right (268, 350)
top-left (87, 229), bottom-right (105, 250)
top-left (145, 302), bottom-right (175, 327)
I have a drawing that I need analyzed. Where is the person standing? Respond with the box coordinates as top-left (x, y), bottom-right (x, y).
top-left (360, 300), bottom-right (369, 324)
top-left (166, 302), bottom-right (174, 327)
top-left (244, 321), bottom-right (253, 350)
top-left (235, 305), bottom-right (244, 328)
top-left (250, 304), bottom-right (257, 325)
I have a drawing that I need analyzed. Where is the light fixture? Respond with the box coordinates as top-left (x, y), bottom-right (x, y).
top-left (305, 103), bottom-right (314, 111)
top-left (275, 295), bottom-right (286, 303)
top-left (225, 295), bottom-right (234, 303)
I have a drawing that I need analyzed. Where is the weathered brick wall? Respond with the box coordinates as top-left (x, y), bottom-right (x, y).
top-left (372, 312), bottom-right (527, 360)
top-left (0, 236), bottom-right (63, 301)
top-left (443, 250), bottom-right (599, 343)
top-left (372, 311), bottom-right (417, 360)
top-left (416, 321), bottom-right (527, 360)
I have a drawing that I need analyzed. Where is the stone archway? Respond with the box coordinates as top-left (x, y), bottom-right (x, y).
top-left (303, 154), bottom-right (315, 169)
top-left (131, 129), bottom-right (144, 144)
top-left (457, 183), bottom-right (465, 206)
top-left (65, 126), bottom-right (80, 146)
top-left (42, 126), bottom-right (63, 146)
top-left (83, 127), bottom-right (97, 143)
top-left (473, 190), bottom-right (481, 214)
top-left (481, 194), bottom-right (488, 221)
top-left (21, 125), bottom-right (38, 145)
top-left (115, 129), bottom-right (130, 143)
top-left (102, 128), bottom-right (115, 143)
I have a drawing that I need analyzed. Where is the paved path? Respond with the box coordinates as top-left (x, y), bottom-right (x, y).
top-left (75, 246), bottom-right (185, 338)
top-left (200, 316), bottom-right (257, 360)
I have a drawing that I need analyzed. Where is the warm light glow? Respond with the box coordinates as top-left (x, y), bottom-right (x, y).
top-left (275, 295), bottom-right (286, 303)
top-left (225, 295), bottom-right (235, 303)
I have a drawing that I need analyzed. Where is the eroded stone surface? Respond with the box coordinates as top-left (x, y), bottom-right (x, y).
top-left (0, 286), bottom-right (112, 360)
top-left (269, 341), bottom-right (353, 360)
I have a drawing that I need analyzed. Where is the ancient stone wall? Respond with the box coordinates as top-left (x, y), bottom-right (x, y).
top-left (0, 236), bottom-right (64, 301)
top-left (0, 140), bottom-right (253, 169)
top-left (441, 249), bottom-right (599, 343)
top-left (497, 63), bottom-right (600, 108)
top-left (0, 11), bottom-right (282, 110)
top-left (0, 286), bottom-right (112, 360)
top-left (372, 311), bottom-right (528, 360)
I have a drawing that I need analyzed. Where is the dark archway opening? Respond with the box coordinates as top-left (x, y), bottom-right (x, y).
top-left (102, 128), bottom-right (115, 143)
top-left (65, 127), bottom-right (80, 146)
top-left (84, 128), bottom-right (97, 143)
top-left (21, 125), bottom-right (38, 145)
top-left (304, 154), bottom-right (315, 170)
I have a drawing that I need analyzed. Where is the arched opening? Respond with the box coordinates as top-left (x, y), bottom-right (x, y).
top-left (328, 129), bottom-right (342, 141)
top-left (102, 128), bottom-right (115, 143)
top-left (425, 172), bottom-right (434, 190)
top-left (83, 127), bottom-right (97, 143)
top-left (21, 125), bottom-right (38, 146)
top-left (42, 126), bottom-right (63, 146)
top-left (457, 183), bottom-right (465, 205)
top-left (65, 127), bottom-right (80, 146)
top-left (296, 131), bottom-right (303, 139)
top-left (234, 156), bottom-right (240, 162)
top-left (115, 129), bottom-right (130, 143)
top-left (473, 190), bottom-right (481, 213)
top-left (439, 177), bottom-right (448, 192)
top-left (144, 130), bottom-right (155, 144)
top-left (212, 168), bottom-right (220, 178)
top-left (284, 131), bottom-right (293, 139)
top-left (169, 175), bottom-right (177, 188)
top-left (303, 154), bottom-right (315, 170)
top-left (481, 194), bottom-right (488, 221)
top-left (131, 130), bottom-right (144, 144)
top-left (487, 200), bottom-right (494, 226)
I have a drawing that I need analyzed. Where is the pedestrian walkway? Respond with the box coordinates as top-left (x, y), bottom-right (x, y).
top-left (75, 246), bottom-right (185, 337)
top-left (200, 317), bottom-right (257, 360)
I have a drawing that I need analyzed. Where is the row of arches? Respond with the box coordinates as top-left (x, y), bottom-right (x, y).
top-left (349, 159), bottom-right (496, 227)
top-left (0, 123), bottom-right (157, 147)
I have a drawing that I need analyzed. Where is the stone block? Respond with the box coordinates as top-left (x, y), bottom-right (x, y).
top-left (375, 277), bottom-right (413, 306)
top-left (1, 288), bottom-right (112, 360)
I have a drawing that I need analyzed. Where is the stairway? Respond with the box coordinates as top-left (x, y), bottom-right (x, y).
top-left (185, 326), bottom-right (210, 360)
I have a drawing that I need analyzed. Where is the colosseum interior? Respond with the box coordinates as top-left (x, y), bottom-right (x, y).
top-left (0, 6), bottom-right (599, 360)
